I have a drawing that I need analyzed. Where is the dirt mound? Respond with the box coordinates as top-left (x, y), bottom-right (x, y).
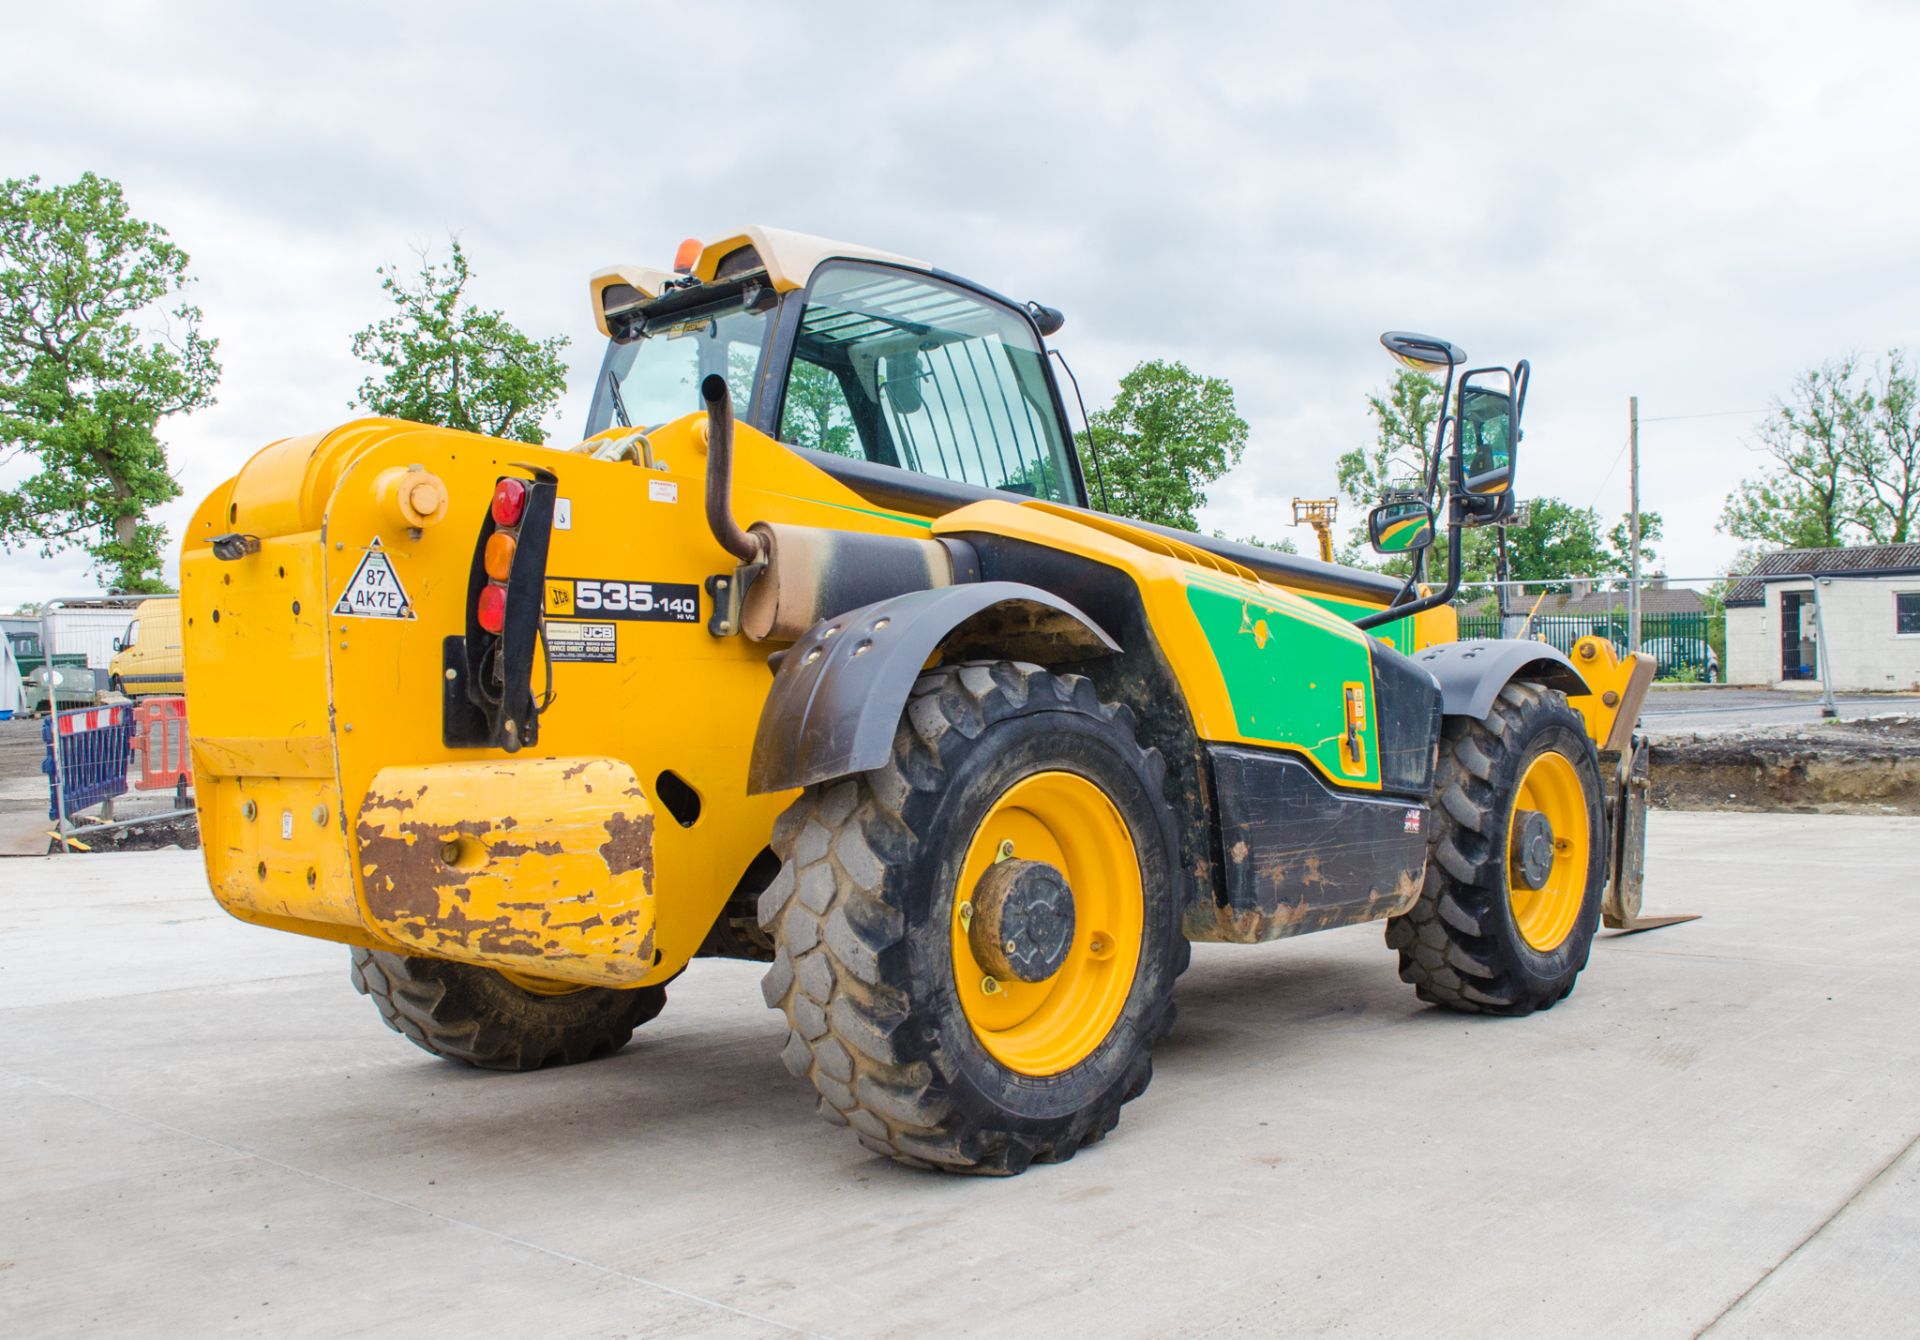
top-left (1650, 716), bottom-right (1920, 814)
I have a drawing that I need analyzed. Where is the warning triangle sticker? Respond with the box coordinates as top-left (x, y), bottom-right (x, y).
top-left (334, 536), bottom-right (416, 619)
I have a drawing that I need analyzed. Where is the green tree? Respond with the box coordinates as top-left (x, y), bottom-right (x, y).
top-left (1720, 359), bottom-right (1869, 548)
top-left (1607, 509), bottom-right (1663, 574)
top-left (0, 172), bottom-right (219, 591)
top-left (1721, 353), bottom-right (1920, 547)
top-left (1336, 368), bottom-right (1443, 510)
top-left (351, 238), bottom-right (569, 444)
top-left (1501, 498), bottom-right (1612, 587)
top-left (1849, 350), bottom-right (1920, 543)
top-left (1082, 359), bottom-right (1248, 529)
top-left (779, 359), bottom-right (858, 457)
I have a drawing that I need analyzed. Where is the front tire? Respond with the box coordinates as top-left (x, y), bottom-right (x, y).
top-left (1386, 680), bottom-right (1606, 1015)
top-left (758, 663), bottom-right (1186, 1174)
top-left (349, 948), bottom-right (666, 1071)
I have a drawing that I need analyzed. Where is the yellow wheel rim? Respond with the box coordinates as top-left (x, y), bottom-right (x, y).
top-left (951, 771), bottom-right (1144, 1077)
top-left (1506, 751), bottom-right (1590, 952)
top-left (496, 967), bottom-right (589, 997)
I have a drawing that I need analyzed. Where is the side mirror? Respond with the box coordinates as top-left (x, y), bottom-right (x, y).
top-left (112, 638), bottom-right (124, 652)
top-left (1368, 498), bottom-right (1436, 555)
top-left (1457, 369), bottom-right (1518, 496)
top-left (1380, 330), bottom-right (1468, 374)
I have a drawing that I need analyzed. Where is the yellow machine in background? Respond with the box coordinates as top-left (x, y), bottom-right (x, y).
top-left (108, 597), bottom-right (185, 697)
top-left (1291, 497), bottom-right (1338, 563)
top-left (182, 227), bottom-right (1659, 1174)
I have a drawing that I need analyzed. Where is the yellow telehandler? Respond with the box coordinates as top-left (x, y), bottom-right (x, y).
top-left (181, 227), bottom-right (1658, 1173)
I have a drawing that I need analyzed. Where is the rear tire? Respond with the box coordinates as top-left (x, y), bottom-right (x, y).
top-left (349, 948), bottom-right (666, 1071)
top-left (1386, 680), bottom-right (1605, 1015)
top-left (758, 662), bottom-right (1187, 1174)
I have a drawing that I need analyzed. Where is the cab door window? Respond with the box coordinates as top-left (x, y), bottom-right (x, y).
top-left (779, 263), bottom-right (1077, 503)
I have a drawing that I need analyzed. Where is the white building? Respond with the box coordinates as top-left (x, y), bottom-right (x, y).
top-left (1723, 545), bottom-right (1920, 690)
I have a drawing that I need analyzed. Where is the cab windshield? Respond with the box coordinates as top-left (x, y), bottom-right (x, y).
top-left (779, 263), bottom-right (1078, 503)
top-left (583, 264), bottom-right (1079, 507)
top-left (589, 296), bottom-right (773, 433)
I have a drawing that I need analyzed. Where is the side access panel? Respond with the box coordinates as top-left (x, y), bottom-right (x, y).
top-left (1188, 746), bottom-right (1430, 943)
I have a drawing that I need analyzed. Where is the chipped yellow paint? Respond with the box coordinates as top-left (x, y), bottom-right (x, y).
top-left (354, 757), bottom-right (658, 987)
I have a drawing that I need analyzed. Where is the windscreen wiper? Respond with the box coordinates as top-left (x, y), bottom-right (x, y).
top-left (606, 370), bottom-right (632, 429)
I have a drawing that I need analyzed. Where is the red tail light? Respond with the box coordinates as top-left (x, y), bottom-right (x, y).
top-left (477, 583), bottom-right (506, 634)
top-left (490, 478), bottom-right (527, 527)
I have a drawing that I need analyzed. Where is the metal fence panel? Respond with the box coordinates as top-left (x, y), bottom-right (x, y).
top-left (1456, 608), bottom-right (1723, 680)
top-left (41, 705), bottom-right (134, 818)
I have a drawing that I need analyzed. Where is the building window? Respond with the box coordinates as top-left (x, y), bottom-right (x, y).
top-left (1898, 592), bottom-right (1920, 636)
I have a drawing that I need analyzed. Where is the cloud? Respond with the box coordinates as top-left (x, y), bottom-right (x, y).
top-left (4, 0), bottom-right (1917, 605)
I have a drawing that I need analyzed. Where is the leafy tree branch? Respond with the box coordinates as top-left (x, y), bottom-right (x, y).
top-left (0, 172), bottom-right (219, 590)
top-left (351, 238), bottom-right (570, 445)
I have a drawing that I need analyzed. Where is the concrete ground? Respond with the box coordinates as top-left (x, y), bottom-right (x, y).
top-left (3, 812), bottom-right (1917, 1338)
top-left (1641, 685), bottom-right (1920, 733)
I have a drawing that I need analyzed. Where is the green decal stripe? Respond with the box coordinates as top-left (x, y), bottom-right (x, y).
top-left (1184, 582), bottom-right (1379, 786)
top-left (771, 491), bottom-right (936, 529)
top-left (827, 501), bottom-right (934, 528)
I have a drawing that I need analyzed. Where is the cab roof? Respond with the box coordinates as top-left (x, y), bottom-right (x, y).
top-left (588, 226), bottom-right (930, 338)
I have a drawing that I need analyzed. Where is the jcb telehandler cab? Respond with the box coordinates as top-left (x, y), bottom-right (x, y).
top-left (182, 227), bottom-right (1658, 1173)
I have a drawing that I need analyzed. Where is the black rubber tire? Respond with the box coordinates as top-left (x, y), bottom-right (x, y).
top-left (758, 662), bottom-right (1188, 1175)
top-left (349, 947), bottom-right (666, 1071)
top-left (1386, 680), bottom-right (1606, 1016)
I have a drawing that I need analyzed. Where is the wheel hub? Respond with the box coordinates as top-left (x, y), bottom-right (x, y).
top-left (1511, 808), bottom-right (1556, 890)
top-left (968, 857), bottom-right (1076, 983)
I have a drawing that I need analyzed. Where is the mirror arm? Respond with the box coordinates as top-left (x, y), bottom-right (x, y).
top-left (1369, 364), bottom-right (1457, 622)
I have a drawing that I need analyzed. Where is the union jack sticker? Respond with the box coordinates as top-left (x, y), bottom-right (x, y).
top-left (1404, 809), bottom-right (1423, 834)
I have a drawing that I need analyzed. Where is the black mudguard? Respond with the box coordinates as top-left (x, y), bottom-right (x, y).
top-left (746, 581), bottom-right (1118, 794)
top-left (1411, 638), bottom-right (1589, 720)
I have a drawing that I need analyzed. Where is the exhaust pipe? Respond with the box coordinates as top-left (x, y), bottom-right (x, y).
top-left (701, 374), bottom-right (765, 565)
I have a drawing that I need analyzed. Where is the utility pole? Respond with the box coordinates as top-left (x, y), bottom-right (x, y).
top-left (1628, 395), bottom-right (1641, 654)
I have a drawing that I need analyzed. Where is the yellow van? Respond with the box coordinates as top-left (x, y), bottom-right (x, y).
top-left (109, 597), bottom-right (186, 697)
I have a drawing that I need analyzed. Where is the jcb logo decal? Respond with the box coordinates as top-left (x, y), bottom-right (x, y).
top-left (545, 576), bottom-right (700, 624)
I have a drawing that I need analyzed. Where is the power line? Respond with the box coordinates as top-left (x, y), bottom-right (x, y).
top-left (1638, 407), bottom-right (1771, 423)
top-left (1586, 432), bottom-right (1631, 510)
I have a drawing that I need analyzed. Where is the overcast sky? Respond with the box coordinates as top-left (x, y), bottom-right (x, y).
top-left (6, 0), bottom-right (1917, 607)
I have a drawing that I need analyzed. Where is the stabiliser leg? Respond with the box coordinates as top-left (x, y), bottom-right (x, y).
top-left (1601, 735), bottom-right (1700, 935)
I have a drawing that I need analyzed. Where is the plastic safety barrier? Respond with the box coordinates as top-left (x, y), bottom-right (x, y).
top-left (130, 696), bottom-right (192, 792)
top-left (41, 704), bottom-right (134, 819)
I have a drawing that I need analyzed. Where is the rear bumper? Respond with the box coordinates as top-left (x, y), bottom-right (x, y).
top-left (197, 753), bottom-right (658, 987)
top-left (357, 757), bottom-right (658, 985)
